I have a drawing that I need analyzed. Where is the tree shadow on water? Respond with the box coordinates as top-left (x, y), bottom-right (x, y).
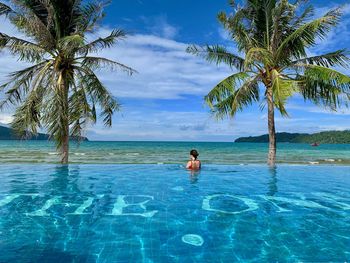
top-left (40, 165), bottom-right (84, 196)
top-left (267, 166), bottom-right (278, 196)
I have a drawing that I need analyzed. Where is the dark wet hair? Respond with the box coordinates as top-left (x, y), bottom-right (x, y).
top-left (190, 149), bottom-right (199, 160)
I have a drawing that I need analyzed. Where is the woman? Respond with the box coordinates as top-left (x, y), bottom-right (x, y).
top-left (186, 149), bottom-right (201, 170)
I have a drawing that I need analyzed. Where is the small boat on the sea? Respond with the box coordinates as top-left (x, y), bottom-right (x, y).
top-left (311, 142), bottom-right (320, 147)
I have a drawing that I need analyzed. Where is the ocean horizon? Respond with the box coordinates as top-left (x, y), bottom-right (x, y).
top-left (1, 140), bottom-right (349, 165)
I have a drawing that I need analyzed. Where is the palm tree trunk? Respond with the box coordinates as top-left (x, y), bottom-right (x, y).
top-left (61, 128), bottom-right (69, 164)
top-left (266, 86), bottom-right (276, 166)
top-left (60, 74), bottom-right (69, 164)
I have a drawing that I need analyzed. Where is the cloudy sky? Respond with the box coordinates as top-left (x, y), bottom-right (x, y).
top-left (0, 0), bottom-right (350, 141)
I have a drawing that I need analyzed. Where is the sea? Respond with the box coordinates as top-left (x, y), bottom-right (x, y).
top-left (0, 140), bottom-right (349, 165)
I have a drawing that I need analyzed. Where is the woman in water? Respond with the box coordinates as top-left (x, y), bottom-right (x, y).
top-left (186, 149), bottom-right (201, 170)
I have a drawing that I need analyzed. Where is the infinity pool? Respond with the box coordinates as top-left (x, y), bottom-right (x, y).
top-left (0, 164), bottom-right (349, 262)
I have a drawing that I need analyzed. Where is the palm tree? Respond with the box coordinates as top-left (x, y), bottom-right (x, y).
top-left (0, 0), bottom-right (135, 164)
top-left (187, 0), bottom-right (350, 166)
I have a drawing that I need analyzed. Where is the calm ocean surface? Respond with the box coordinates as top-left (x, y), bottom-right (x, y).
top-left (0, 140), bottom-right (350, 164)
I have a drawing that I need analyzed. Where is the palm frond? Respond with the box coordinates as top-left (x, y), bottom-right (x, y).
top-left (205, 72), bottom-right (250, 108)
top-left (0, 61), bottom-right (50, 109)
top-left (0, 2), bottom-right (13, 16)
top-left (7, 6), bottom-right (55, 48)
top-left (75, 66), bottom-right (120, 127)
top-left (293, 5), bottom-right (314, 27)
top-left (77, 29), bottom-right (126, 55)
top-left (271, 69), bottom-right (296, 116)
top-left (69, 85), bottom-right (94, 140)
top-left (43, 92), bottom-right (68, 148)
top-left (41, 71), bottom-right (71, 149)
top-left (303, 64), bottom-right (350, 90)
top-left (270, 0), bottom-right (296, 52)
top-left (207, 74), bottom-right (260, 119)
top-left (292, 49), bottom-right (350, 68)
top-left (244, 47), bottom-right (273, 69)
top-left (0, 33), bottom-right (48, 61)
top-left (186, 44), bottom-right (245, 71)
top-left (77, 1), bottom-right (107, 32)
top-left (297, 65), bottom-right (350, 108)
top-left (276, 8), bottom-right (342, 60)
top-left (218, 9), bottom-right (254, 52)
top-left (80, 56), bottom-right (137, 75)
top-left (58, 34), bottom-right (84, 51)
top-left (11, 84), bottom-right (46, 137)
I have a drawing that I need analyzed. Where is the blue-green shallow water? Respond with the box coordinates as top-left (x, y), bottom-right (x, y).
top-left (1, 140), bottom-right (350, 164)
top-left (0, 164), bottom-right (349, 262)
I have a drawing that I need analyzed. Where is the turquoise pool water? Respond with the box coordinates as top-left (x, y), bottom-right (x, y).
top-left (0, 164), bottom-right (349, 262)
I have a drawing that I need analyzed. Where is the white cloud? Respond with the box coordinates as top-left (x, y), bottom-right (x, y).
top-left (142, 15), bottom-right (179, 39)
top-left (317, 124), bottom-right (350, 131)
top-left (87, 109), bottom-right (238, 141)
top-left (287, 101), bottom-right (350, 116)
top-left (0, 113), bottom-right (13, 124)
top-left (93, 32), bottom-right (232, 99)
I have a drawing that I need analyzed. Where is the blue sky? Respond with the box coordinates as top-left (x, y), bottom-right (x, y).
top-left (0, 0), bottom-right (350, 141)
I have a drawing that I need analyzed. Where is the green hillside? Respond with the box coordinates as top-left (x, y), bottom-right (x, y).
top-left (235, 131), bottom-right (350, 144)
top-left (0, 125), bottom-right (88, 141)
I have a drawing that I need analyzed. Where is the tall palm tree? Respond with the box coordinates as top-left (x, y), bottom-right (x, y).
top-left (0, 0), bottom-right (135, 164)
top-left (187, 0), bottom-right (350, 166)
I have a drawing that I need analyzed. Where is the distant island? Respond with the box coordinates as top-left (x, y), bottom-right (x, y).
top-left (235, 131), bottom-right (350, 144)
top-left (0, 125), bottom-right (88, 141)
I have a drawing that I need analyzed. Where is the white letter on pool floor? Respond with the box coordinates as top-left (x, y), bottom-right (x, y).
top-left (202, 194), bottom-right (258, 215)
top-left (27, 196), bottom-right (61, 216)
top-left (68, 194), bottom-right (104, 215)
top-left (109, 195), bottom-right (158, 218)
top-left (0, 194), bottom-right (39, 207)
top-left (0, 194), bottom-right (21, 207)
top-left (70, 197), bottom-right (94, 215)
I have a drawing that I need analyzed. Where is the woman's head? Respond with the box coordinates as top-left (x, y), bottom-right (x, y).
top-left (190, 149), bottom-right (199, 160)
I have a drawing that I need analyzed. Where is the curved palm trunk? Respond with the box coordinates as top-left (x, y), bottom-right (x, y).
top-left (61, 128), bottom-right (69, 164)
top-left (59, 74), bottom-right (69, 164)
top-left (266, 86), bottom-right (276, 166)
